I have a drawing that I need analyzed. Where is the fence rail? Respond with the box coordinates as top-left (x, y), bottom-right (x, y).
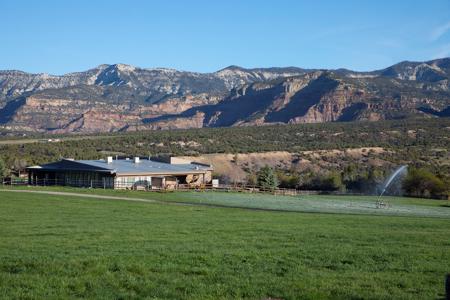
top-left (0, 178), bottom-right (344, 196)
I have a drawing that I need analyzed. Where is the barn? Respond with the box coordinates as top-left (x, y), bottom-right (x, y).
top-left (26, 156), bottom-right (213, 189)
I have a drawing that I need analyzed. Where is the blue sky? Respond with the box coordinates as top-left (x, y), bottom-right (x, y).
top-left (1, 0), bottom-right (450, 74)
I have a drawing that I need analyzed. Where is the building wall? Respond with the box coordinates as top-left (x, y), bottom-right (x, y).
top-left (29, 170), bottom-right (211, 190)
top-left (114, 173), bottom-right (209, 189)
top-left (28, 170), bottom-right (114, 188)
top-left (114, 175), bottom-right (183, 189)
top-left (114, 176), bottom-right (152, 189)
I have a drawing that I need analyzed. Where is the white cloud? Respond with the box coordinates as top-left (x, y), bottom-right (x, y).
top-left (430, 21), bottom-right (450, 41)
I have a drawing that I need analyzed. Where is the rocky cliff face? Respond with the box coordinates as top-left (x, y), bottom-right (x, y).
top-left (0, 64), bottom-right (308, 107)
top-left (0, 64), bottom-right (309, 133)
top-left (127, 111), bottom-right (206, 131)
top-left (0, 58), bottom-right (450, 134)
top-left (144, 69), bottom-right (450, 128)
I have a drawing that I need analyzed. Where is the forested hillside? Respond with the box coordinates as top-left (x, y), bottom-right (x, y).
top-left (0, 117), bottom-right (447, 170)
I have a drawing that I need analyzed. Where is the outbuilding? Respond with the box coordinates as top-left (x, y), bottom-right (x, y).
top-left (26, 156), bottom-right (213, 189)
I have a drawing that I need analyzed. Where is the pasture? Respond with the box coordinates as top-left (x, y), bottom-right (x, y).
top-left (0, 188), bottom-right (449, 299)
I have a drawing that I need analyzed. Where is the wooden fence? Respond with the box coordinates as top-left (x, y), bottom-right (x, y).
top-left (1, 178), bottom-right (336, 196)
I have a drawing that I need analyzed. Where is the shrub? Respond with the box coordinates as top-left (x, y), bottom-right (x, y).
top-left (278, 173), bottom-right (300, 189)
top-left (403, 168), bottom-right (446, 199)
top-left (306, 172), bottom-right (345, 191)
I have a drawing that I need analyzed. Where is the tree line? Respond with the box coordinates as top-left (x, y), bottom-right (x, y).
top-left (253, 165), bottom-right (448, 199)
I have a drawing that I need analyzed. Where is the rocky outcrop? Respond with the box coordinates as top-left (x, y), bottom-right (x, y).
top-left (0, 64), bottom-right (308, 133)
top-left (142, 70), bottom-right (450, 129)
top-left (127, 111), bottom-right (205, 131)
top-left (0, 64), bottom-right (308, 108)
top-left (50, 110), bottom-right (141, 134)
top-left (2, 93), bottom-right (220, 132)
top-left (138, 94), bottom-right (221, 118)
top-left (7, 96), bottom-right (93, 130)
top-left (7, 96), bottom-right (136, 131)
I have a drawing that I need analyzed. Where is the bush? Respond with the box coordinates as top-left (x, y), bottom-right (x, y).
top-left (277, 172), bottom-right (299, 189)
top-left (403, 168), bottom-right (446, 199)
top-left (321, 172), bottom-right (345, 191)
top-left (306, 172), bottom-right (345, 191)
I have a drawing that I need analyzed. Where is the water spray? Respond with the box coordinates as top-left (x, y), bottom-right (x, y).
top-left (376, 165), bottom-right (407, 208)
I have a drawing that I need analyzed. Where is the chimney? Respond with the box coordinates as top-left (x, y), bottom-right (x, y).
top-left (133, 157), bottom-right (140, 164)
top-left (107, 156), bottom-right (113, 164)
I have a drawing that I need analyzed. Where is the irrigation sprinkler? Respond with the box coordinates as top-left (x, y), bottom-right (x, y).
top-left (376, 165), bottom-right (407, 209)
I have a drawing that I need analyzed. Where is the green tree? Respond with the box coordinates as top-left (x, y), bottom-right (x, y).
top-left (403, 168), bottom-right (446, 198)
top-left (322, 172), bottom-right (345, 191)
top-left (257, 166), bottom-right (279, 191)
top-left (310, 172), bottom-right (344, 191)
top-left (0, 158), bottom-right (7, 180)
top-left (277, 171), bottom-right (299, 189)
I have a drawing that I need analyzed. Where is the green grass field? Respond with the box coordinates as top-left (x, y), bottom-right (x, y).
top-left (1, 188), bottom-right (449, 299)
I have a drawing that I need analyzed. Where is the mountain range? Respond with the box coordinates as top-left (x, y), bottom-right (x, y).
top-left (0, 58), bottom-right (449, 134)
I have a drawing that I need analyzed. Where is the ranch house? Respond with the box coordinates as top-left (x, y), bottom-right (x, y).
top-left (26, 156), bottom-right (213, 189)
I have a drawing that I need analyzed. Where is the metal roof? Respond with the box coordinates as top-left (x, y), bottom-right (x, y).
top-left (28, 158), bottom-right (212, 175)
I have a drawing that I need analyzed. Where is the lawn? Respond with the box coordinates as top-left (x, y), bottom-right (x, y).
top-left (2, 185), bottom-right (450, 218)
top-left (0, 189), bottom-right (449, 299)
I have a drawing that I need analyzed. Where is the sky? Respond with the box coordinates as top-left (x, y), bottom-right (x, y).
top-left (1, 0), bottom-right (450, 75)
